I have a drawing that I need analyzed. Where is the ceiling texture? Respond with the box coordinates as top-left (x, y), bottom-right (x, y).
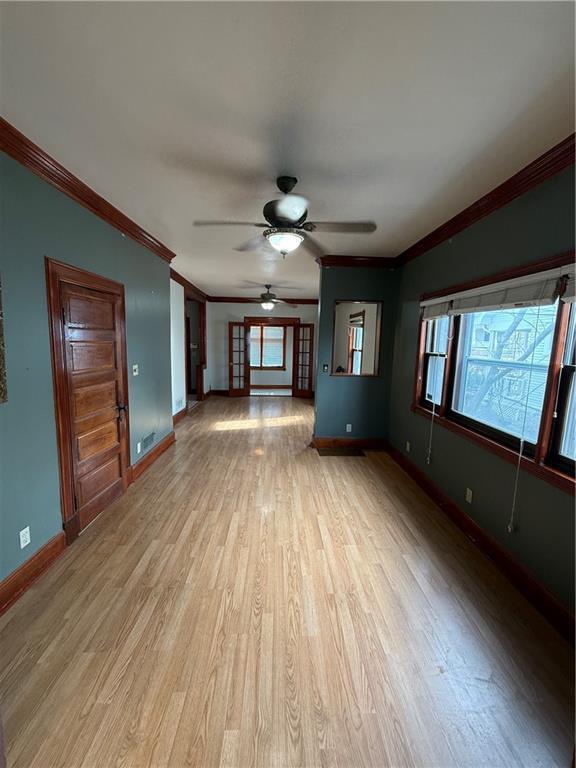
top-left (0, 2), bottom-right (574, 299)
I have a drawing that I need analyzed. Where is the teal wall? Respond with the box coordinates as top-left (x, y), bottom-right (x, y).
top-left (313, 166), bottom-right (574, 609)
top-left (314, 266), bottom-right (399, 439)
top-left (0, 154), bottom-right (173, 582)
top-left (389, 166), bottom-right (575, 609)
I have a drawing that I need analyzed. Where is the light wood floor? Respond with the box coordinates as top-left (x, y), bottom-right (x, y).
top-left (0, 396), bottom-right (573, 767)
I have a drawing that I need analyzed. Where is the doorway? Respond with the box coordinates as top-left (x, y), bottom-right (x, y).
top-left (227, 317), bottom-right (314, 398)
top-left (46, 259), bottom-right (131, 542)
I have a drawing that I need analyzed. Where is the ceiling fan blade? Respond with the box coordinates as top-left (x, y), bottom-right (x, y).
top-left (235, 234), bottom-right (269, 252)
top-left (302, 221), bottom-right (377, 233)
top-left (275, 194), bottom-right (309, 223)
top-left (194, 220), bottom-right (267, 227)
top-left (301, 234), bottom-right (325, 259)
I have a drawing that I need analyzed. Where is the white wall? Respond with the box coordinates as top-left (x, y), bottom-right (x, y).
top-left (207, 302), bottom-right (318, 390)
top-left (170, 279), bottom-right (186, 414)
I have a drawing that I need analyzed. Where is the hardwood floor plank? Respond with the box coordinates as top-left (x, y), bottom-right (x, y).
top-left (0, 396), bottom-right (572, 767)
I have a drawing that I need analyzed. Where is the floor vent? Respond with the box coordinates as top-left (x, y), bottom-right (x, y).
top-left (141, 432), bottom-right (156, 451)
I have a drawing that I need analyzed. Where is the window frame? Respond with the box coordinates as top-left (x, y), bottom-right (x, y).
top-left (249, 324), bottom-right (287, 370)
top-left (412, 253), bottom-right (575, 493)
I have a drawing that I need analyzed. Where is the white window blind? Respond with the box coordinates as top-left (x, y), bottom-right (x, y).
top-left (420, 264), bottom-right (575, 318)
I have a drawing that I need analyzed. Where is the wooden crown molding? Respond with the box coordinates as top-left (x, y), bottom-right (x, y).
top-left (319, 255), bottom-right (396, 269)
top-left (397, 134), bottom-right (576, 266)
top-left (169, 268), bottom-right (208, 302)
top-left (0, 116), bottom-right (176, 264)
top-left (209, 295), bottom-right (318, 305)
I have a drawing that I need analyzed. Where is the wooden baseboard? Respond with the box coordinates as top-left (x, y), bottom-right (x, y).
top-left (0, 533), bottom-right (66, 616)
top-left (386, 443), bottom-right (574, 644)
top-left (209, 389), bottom-right (229, 397)
top-left (130, 431), bottom-right (176, 482)
top-left (172, 407), bottom-right (187, 426)
top-left (311, 436), bottom-right (388, 451)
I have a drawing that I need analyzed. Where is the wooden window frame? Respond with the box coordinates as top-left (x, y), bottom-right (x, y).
top-left (347, 310), bottom-right (365, 374)
top-left (249, 324), bottom-right (287, 371)
top-left (412, 252), bottom-right (576, 494)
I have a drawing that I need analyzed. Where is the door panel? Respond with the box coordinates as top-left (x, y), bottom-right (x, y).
top-left (60, 281), bottom-right (129, 534)
top-left (228, 322), bottom-right (250, 396)
top-left (293, 323), bottom-right (314, 398)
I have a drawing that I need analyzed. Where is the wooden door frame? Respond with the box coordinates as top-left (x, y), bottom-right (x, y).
top-left (45, 258), bottom-right (131, 542)
top-left (292, 322), bottom-right (315, 397)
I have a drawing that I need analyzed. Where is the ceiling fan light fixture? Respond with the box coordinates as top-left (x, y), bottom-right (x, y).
top-left (261, 301), bottom-right (275, 311)
top-left (263, 228), bottom-right (303, 255)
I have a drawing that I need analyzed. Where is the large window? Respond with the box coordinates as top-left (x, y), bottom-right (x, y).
top-left (250, 325), bottom-right (286, 369)
top-left (415, 257), bottom-right (575, 488)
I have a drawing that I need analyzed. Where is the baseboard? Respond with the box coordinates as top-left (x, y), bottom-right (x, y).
top-left (0, 532), bottom-right (66, 616)
top-left (385, 443), bottom-right (574, 644)
top-left (130, 431), bottom-right (176, 482)
top-left (209, 389), bottom-right (229, 397)
top-left (172, 407), bottom-right (187, 426)
top-left (250, 384), bottom-right (292, 390)
top-left (311, 436), bottom-right (388, 451)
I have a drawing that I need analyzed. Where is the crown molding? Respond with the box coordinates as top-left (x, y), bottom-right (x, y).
top-left (319, 255), bottom-right (397, 268)
top-left (0, 116), bottom-right (176, 264)
top-left (208, 296), bottom-right (318, 305)
top-left (397, 134), bottom-right (576, 266)
top-left (169, 268), bottom-right (208, 302)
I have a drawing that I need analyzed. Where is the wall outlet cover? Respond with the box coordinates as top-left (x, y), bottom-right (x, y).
top-left (136, 441), bottom-right (142, 454)
top-left (346, 424), bottom-right (352, 433)
top-left (405, 441), bottom-right (411, 453)
top-left (19, 526), bottom-right (31, 549)
top-left (132, 364), bottom-right (139, 376)
top-left (465, 488), bottom-right (473, 504)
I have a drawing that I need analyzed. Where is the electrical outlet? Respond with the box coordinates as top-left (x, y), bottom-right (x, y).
top-left (132, 364), bottom-right (139, 376)
top-left (465, 487), bottom-right (473, 504)
top-left (19, 526), bottom-right (31, 549)
top-left (405, 441), bottom-right (411, 453)
top-left (346, 423), bottom-right (352, 433)
top-left (322, 364), bottom-right (329, 373)
top-left (136, 441), bottom-right (142, 455)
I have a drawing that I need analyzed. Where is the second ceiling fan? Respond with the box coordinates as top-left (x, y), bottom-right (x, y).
top-left (194, 176), bottom-right (377, 258)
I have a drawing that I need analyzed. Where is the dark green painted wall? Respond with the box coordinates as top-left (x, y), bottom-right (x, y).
top-left (0, 155), bottom-right (173, 582)
top-left (388, 166), bottom-right (575, 608)
top-left (314, 266), bottom-right (399, 439)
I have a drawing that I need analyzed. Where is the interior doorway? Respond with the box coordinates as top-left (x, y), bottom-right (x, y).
top-left (46, 259), bottom-right (131, 542)
top-left (185, 298), bottom-right (203, 408)
top-left (227, 317), bottom-right (314, 398)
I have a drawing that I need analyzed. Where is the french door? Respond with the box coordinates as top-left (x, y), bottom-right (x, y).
top-left (228, 322), bottom-right (250, 396)
top-left (292, 323), bottom-right (314, 397)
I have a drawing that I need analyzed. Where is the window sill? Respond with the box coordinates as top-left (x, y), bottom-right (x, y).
top-left (411, 403), bottom-right (575, 494)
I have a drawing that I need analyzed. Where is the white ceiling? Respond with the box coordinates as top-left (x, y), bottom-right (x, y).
top-left (1, 3), bottom-right (573, 299)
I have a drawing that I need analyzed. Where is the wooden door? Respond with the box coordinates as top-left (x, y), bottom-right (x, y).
top-left (292, 323), bottom-right (314, 397)
top-left (228, 322), bottom-right (250, 396)
top-left (47, 260), bottom-right (130, 542)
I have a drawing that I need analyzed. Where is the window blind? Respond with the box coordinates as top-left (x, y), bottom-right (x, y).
top-left (420, 264), bottom-right (574, 318)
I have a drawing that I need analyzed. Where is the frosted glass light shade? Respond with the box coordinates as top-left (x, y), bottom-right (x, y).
top-left (261, 301), bottom-right (275, 311)
top-left (264, 229), bottom-right (303, 255)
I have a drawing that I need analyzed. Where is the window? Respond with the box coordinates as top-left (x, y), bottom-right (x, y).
top-left (451, 304), bottom-right (556, 446)
top-left (347, 311), bottom-right (365, 374)
top-left (550, 306), bottom-right (576, 469)
top-left (414, 257), bottom-right (575, 488)
top-left (423, 316), bottom-right (450, 406)
top-left (250, 325), bottom-right (286, 369)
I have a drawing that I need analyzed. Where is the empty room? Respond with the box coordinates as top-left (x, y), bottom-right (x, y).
top-left (0, 2), bottom-right (574, 767)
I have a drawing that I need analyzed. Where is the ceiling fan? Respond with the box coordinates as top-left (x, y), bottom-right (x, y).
top-left (259, 285), bottom-right (287, 310)
top-left (194, 176), bottom-right (377, 258)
